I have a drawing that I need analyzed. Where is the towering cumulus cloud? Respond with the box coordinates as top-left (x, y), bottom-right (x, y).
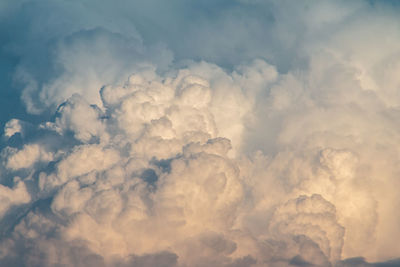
top-left (1, 0), bottom-right (400, 266)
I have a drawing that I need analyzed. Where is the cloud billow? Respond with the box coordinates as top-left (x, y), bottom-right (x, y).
top-left (1, 0), bottom-right (400, 266)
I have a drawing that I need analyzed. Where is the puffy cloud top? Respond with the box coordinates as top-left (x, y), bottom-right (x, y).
top-left (1, 0), bottom-right (400, 266)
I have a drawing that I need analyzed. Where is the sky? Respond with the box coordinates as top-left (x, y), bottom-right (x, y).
top-left (1, 0), bottom-right (400, 266)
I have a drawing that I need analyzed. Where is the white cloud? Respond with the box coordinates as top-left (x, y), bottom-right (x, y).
top-left (0, 178), bottom-right (30, 218)
top-left (1, 0), bottom-right (400, 266)
top-left (5, 144), bottom-right (53, 170)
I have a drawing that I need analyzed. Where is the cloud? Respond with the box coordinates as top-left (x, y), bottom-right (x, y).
top-left (1, 0), bottom-right (400, 266)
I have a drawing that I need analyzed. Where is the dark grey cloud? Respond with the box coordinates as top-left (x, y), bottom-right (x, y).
top-left (336, 257), bottom-right (400, 267)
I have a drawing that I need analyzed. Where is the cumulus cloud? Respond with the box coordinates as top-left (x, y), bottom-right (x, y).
top-left (1, 0), bottom-right (400, 266)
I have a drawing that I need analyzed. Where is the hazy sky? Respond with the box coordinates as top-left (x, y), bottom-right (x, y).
top-left (1, 1), bottom-right (400, 266)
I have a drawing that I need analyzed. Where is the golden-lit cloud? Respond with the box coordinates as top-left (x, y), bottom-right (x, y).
top-left (1, 1), bottom-right (400, 266)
